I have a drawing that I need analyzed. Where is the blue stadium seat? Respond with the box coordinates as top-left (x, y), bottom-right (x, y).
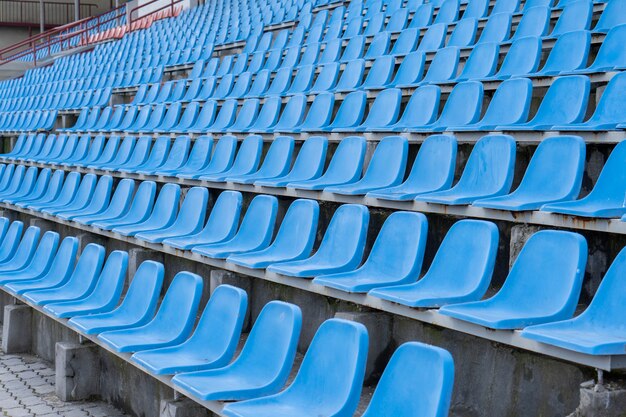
top-left (188, 101), bottom-right (218, 133)
top-left (314, 212), bottom-right (427, 292)
top-left (172, 301), bottom-right (302, 401)
top-left (418, 46), bottom-right (459, 85)
top-left (548, 0), bottom-right (592, 37)
top-left (592, 0), bottom-right (626, 33)
top-left (157, 136), bottom-right (213, 177)
top-left (448, 18), bottom-right (478, 47)
top-left (26, 172), bottom-right (81, 211)
top-left (192, 195), bottom-right (278, 259)
top-left (227, 99), bottom-right (260, 133)
top-left (414, 135), bottom-right (516, 205)
top-left (451, 78), bottom-right (532, 130)
top-left (361, 56), bottom-right (395, 89)
top-left (361, 342), bottom-right (454, 417)
top-left (334, 60), bottom-right (364, 93)
top-left (117, 136), bottom-right (167, 173)
top-left (390, 51), bottom-right (425, 87)
top-left (473, 136), bottom-right (584, 211)
top-left (56, 175), bottom-right (113, 221)
top-left (272, 94), bottom-right (307, 132)
top-left (440, 230), bottom-right (587, 329)
top-left (485, 36), bottom-right (542, 80)
top-left (98, 271), bottom-right (203, 353)
top-left (73, 179), bottom-right (136, 225)
top-left (221, 319), bottom-right (368, 417)
top-left (67, 260), bottom-right (164, 334)
top-left (227, 199), bottom-right (319, 269)
top-left (41, 173), bottom-right (98, 216)
top-left (0, 230), bottom-right (58, 281)
top-left (228, 136), bottom-right (294, 184)
top-left (130, 285), bottom-right (247, 375)
top-left (325, 136), bottom-right (407, 195)
top-left (325, 91), bottom-right (367, 131)
top-left (521, 246), bottom-right (626, 354)
top-left (267, 204), bottom-right (368, 278)
top-left (294, 93), bottom-right (335, 132)
top-left (92, 181), bottom-right (156, 231)
top-left (476, 13), bottom-right (511, 44)
top-left (205, 100), bottom-right (239, 133)
top-left (199, 135), bottom-right (263, 182)
top-left (390, 28), bottom-right (419, 56)
top-left (573, 25), bottom-right (626, 73)
top-left (380, 85), bottom-right (440, 132)
top-left (553, 72), bottom-right (626, 130)
top-left (138, 135), bottom-right (191, 175)
top-left (163, 191), bottom-right (242, 251)
top-left (309, 63), bottom-right (341, 94)
top-left (529, 31), bottom-right (590, 76)
top-left (171, 102), bottom-right (201, 133)
top-left (370, 220), bottom-right (498, 307)
top-left (417, 23), bottom-right (447, 52)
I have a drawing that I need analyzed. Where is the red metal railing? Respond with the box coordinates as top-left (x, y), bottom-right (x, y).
top-left (0, 0), bottom-right (97, 28)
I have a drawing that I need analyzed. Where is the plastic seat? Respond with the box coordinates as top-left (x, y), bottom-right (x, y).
top-left (21, 243), bottom-right (106, 305)
top-left (368, 135), bottom-right (457, 201)
top-left (227, 199), bottom-right (319, 269)
top-left (485, 37), bottom-right (542, 80)
top-left (364, 32), bottom-right (390, 59)
top-left (171, 102), bottom-right (200, 133)
top-left (200, 135), bottom-right (263, 182)
top-left (476, 13), bottom-right (511, 44)
top-left (205, 100), bottom-right (238, 133)
top-left (255, 137), bottom-right (328, 188)
top-left (189, 101), bottom-right (218, 133)
top-left (370, 220), bottom-right (498, 307)
top-left (56, 175), bottom-right (114, 221)
top-left (592, 0), bottom-right (626, 33)
top-left (267, 204), bottom-right (368, 278)
top-left (26, 171), bottom-right (80, 211)
top-left (131, 285), bottom-right (247, 375)
top-left (340, 36), bottom-right (366, 62)
top-left (417, 23), bottom-right (447, 52)
top-left (227, 99), bottom-right (260, 133)
top-left (98, 271), bottom-right (203, 353)
top-left (88, 135), bottom-right (134, 169)
top-left (192, 195), bottom-right (278, 259)
top-left (348, 89), bottom-right (402, 131)
top-left (361, 342), bottom-right (454, 417)
top-left (439, 230), bottom-right (587, 329)
top-left (510, 6), bottom-right (550, 40)
top-left (0, 230), bottom-right (58, 281)
top-left (314, 211), bottom-right (427, 293)
top-left (334, 60), bottom-right (365, 93)
top-left (325, 136), bottom-right (407, 195)
top-left (390, 52), bottom-right (425, 87)
top-left (271, 95), bottom-right (307, 132)
top-left (111, 183), bottom-right (181, 236)
top-left (227, 73), bottom-right (252, 99)
top-left (454, 43), bottom-right (499, 81)
top-left (390, 28), bottom-right (419, 56)
top-left (67, 261), bottom-right (164, 334)
top-left (521, 246), bottom-right (626, 354)
top-left (285, 66), bottom-right (315, 96)
top-left (92, 181), bottom-right (157, 231)
top-left (325, 91), bottom-right (367, 131)
top-left (572, 25), bottom-right (626, 73)
top-left (499, 76), bottom-right (590, 131)
top-left (73, 179), bottom-right (136, 225)
top-left (529, 31), bottom-right (590, 76)
top-left (228, 136), bottom-right (294, 184)
top-left (418, 47), bottom-right (459, 85)
top-left (139, 136), bottom-right (191, 175)
top-left (415, 135), bottom-right (516, 205)
top-left (451, 78), bottom-right (532, 131)
top-left (448, 18), bottom-right (477, 47)
top-left (294, 93), bottom-right (335, 132)
top-left (42, 251), bottom-right (128, 318)
top-left (3, 168), bottom-right (50, 204)
top-left (553, 72), bottom-right (626, 130)
top-left (134, 187), bottom-right (209, 243)
top-left (309, 63), bottom-right (341, 94)
top-left (409, 82), bottom-right (483, 132)
top-left (288, 136), bottom-right (366, 190)
top-left (158, 136), bottom-right (213, 177)
top-left (41, 173), bottom-right (98, 216)
top-left (222, 319), bottom-right (368, 417)
top-left (172, 301), bottom-right (302, 401)
top-left (361, 56), bottom-right (395, 90)
top-left (248, 96), bottom-right (282, 133)
top-left (549, 0), bottom-right (592, 37)
top-left (474, 136), bottom-right (585, 211)
top-left (380, 85), bottom-right (440, 132)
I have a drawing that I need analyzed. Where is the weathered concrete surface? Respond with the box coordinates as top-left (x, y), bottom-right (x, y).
top-left (160, 398), bottom-right (211, 417)
top-left (55, 342), bottom-right (101, 401)
top-left (567, 380), bottom-right (626, 417)
top-left (2, 303), bottom-right (32, 354)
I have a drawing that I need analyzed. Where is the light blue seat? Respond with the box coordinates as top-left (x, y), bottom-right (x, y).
top-left (47, 134), bottom-right (83, 164)
top-left (205, 100), bottom-right (238, 133)
top-left (368, 135), bottom-right (457, 201)
top-left (364, 32), bottom-right (390, 59)
top-left (285, 66), bottom-right (315, 96)
top-left (340, 36), bottom-right (366, 62)
top-left (448, 18), bottom-right (478, 47)
top-left (41, 173), bottom-right (98, 216)
top-left (498, 76), bottom-right (590, 130)
top-left (476, 13), bottom-right (511, 44)
top-left (228, 136), bottom-right (294, 184)
top-left (42, 251), bottom-right (128, 319)
top-left (134, 187), bottom-right (209, 244)
top-left (326, 91), bottom-right (367, 131)
top-left (111, 183), bottom-right (181, 236)
top-left (553, 72), bottom-right (626, 131)
top-left (2, 236), bottom-right (78, 296)
top-left (222, 319), bottom-right (368, 417)
top-left (227, 72), bottom-right (252, 99)
top-left (0, 220), bottom-right (25, 266)
top-left (361, 56), bottom-right (395, 90)
top-left (98, 271), bottom-right (203, 353)
top-left (592, 0), bottom-right (626, 33)
top-left (131, 285), bottom-right (247, 375)
top-left (408, 81), bottom-right (483, 132)
top-left (417, 47), bottom-right (459, 85)
top-left (434, 0), bottom-right (459, 23)
top-left (542, 140), bottom-right (626, 218)
top-left (571, 25), bottom-right (626, 73)
top-left (93, 181), bottom-right (156, 231)
top-left (172, 301), bottom-right (302, 401)
top-left (521, 246), bottom-right (626, 355)
top-left (509, 6), bottom-right (550, 40)
top-left (439, 230), bottom-right (587, 329)
top-left (333, 60), bottom-right (364, 93)
top-left (199, 135), bottom-right (263, 182)
top-left (21, 243), bottom-right (106, 306)
top-left (248, 96), bottom-right (282, 133)
top-left (171, 102), bottom-right (200, 133)
top-left (344, 89), bottom-right (402, 131)
top-left (450, 78), bottom-right (532, 131)
top-left (26, 172), bottom-right (80, 211)
top-left (255, 137), bottom-right (328, 188)
top-left (158, 136), bottom-right (213, 177)
top-left (72, 135), bottom-right (106, 167)
top-left (548, 0), bottom-right (592, 37)
top-left (325, 136), bottom-right (408, 195)
top-left (370, 220), bottom-right (498, 308)
top-left (56, 175), bottom-right (113, 221)
top-left (226, 99), bottom-right (260, 133)
top-left (484, 37), bottom-right (542, 80)
top-left (314, 212), bottom-right (427, 293)
top-left (73, 179), bottom-right (136, 225)
top-left (67, 261), bottom-right (164, 335)
top-left (163, 191), bottom-right (242, 251)
top-left (294, 93), bottom-right (335, 132)
top-left (3, 168), bottom-right (50, 204)
top-left (192, 195), bottom-right (278, 259)
top-left (361, 342), bottom-right (454, 417)
top-left (474, 136), bottom-right (585, 211)
top-left (381, 85), bottom-right (441, 132)
top-left (88, 135), bottom-right (135, 169)
top-left (272, 95), bottom-right (307, 132)
top-left (287, 136), bottom-right (366, 190)
top-left (414, 135), bottom-right (516, 205)
top-left (177, 136), bottom-right (238, 180)
top-left (309, 63), bottom-right (341, 94)
top-left (0, 231), bottom-right (58, 281)
top-left (389, 28), bottom-right (419, 56)
top-left (137, 136), bottom-right (191, 175)
top-left (390, 52), bottom-right (425, 87)
top-left (267, 204), bottom-right (368, 278)
top-left (138, 104), bottom-right (167, 133)
top-left (417, 23), bottom-right (447, 52)
top-left (227, 199), bottom-right (319, 269)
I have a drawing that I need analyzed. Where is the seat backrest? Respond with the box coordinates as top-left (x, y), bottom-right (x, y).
top-left (435, 81), bottom-right (483, 126)
top-left (329, 91), bottom-right (367, 129)
top-left (422, 46), bottom-right (459, 83)
top-left (434, 0), bottom-right (459, 23)
top-left (477, 12), bottom-right (511, 44)
top-left (362, 342), bottom-right (454, 417)
top-left (496, 36), bottom-right (542, 77)
top-left (417, 23), bottom-right (447, 52)
top-left (583, 139), bottom-right (626, 202)
top-left (477, 78), bottom-right (532, 126)
top-left (335, 60), bottom-right (364, 92)
top-left (539, 30), bottom-right (590, 74)
top-left (458, 42), bottom-right (499, 80)
top-left (511, 6), bottom-right (550, 40)
top-left (396, 85), bottom-right (441, 127)
top-left (361, 89), bottom-right (402, 128)
top-left (448, 18), bottom-right (478, 47)
top-left (529, 76), bottom-right (590, 127)
top-left (551, 0), bottom-right (592, 37)
top-left (588, 24), bottom-right (626, 70)
top-left (392, 51), bottom-right (425, 86)
top-left (593, 0), bottom-right (626, 33)
top-left (391, 28), bottom-right (419, 55)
